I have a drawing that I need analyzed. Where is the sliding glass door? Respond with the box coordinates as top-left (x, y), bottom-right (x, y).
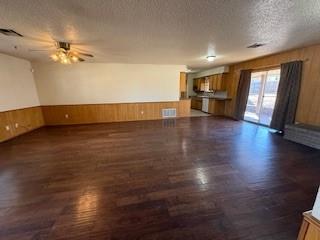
top-left (244, 69), bottom-right (280, 126)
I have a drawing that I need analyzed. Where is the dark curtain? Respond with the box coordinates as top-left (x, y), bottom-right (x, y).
top-left (270, 61), bottom-right (303, 131)
top-left (234, 69), bottom-right (252, 120)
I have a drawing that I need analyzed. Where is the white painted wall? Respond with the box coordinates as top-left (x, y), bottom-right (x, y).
top-left (0, 53), bottom-right (40, 112)
top-left (33, 63), bottom-right (186, 105)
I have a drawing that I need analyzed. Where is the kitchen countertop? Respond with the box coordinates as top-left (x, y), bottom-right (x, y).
top-left (191, 96), bottom-right (232, 101)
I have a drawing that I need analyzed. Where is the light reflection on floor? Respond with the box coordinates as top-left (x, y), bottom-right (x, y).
top-left (77, 190), bottom-right (99, 222)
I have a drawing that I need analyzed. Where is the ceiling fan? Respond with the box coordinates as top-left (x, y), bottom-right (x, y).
top-left (30, 41), bottom-right (94, 64)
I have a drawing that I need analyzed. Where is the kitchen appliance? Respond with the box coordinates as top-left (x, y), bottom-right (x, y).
top-left (202, 97), bottom-right (209, 112)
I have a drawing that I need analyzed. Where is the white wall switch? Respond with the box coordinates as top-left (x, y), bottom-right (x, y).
top-left (65, 114), bottom-right (69, 119)
top-left (5, 125), bottom-right (10, 131)
top-left (15, 123), bottom-right (19, 128)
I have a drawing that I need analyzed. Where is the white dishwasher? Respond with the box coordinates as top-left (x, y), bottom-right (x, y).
top-left (202, 97), bottom-right (209, 113)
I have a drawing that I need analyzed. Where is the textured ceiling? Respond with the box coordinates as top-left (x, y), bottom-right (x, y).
top-left (0, 0), bottom-right (320, 69)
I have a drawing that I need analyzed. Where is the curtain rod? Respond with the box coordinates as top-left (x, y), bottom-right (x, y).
top-left (237, 58), bottom-right (309, 72)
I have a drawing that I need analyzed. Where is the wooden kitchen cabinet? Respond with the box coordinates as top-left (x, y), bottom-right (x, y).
top-left (180, 72), bottom-right (187, 92)
top-left (194, 73), bottom-right (226, 92)
top-left (193, 78), bottom-right (204, 92)
top-left (208, 99), bottom-right (225, 115)
top-left (180, 72), bottom-right (187, 98)
top-left (193, 78), bottom-right (199, 91)
top-left (215, 74), bottom-right (223, 90)
top-left (191, 97), bottom-right (202, 110)
top-left (209, 76), bottom-right (214, 90)
top-left (209, 74), bottom-right (225, 91)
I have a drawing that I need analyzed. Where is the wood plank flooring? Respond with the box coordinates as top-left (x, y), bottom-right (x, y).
top-left (0, 116), bottom-right (320, 240)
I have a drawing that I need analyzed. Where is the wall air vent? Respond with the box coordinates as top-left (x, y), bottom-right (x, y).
top-left (0, 29), bottom-right (23, 37)
top-left (247, 43), bottom-right (265, 48)
top-left (162, 108), bottom-right (177, 118)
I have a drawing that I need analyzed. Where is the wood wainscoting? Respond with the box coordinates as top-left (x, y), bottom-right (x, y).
top-left (42, 100), bottom-right (191, 125)
top-left (0, 106), bottom-right (45, 142)
top-left (0, 101), bottom-right (190, 142)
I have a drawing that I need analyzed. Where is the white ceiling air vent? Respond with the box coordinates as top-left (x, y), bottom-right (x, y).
top-left (162, 108), bottom-right (177, 118)
top-left (0, 29), bottom-right (23, 37)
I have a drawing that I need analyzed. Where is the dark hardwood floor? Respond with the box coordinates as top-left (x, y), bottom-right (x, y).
top-left (0, 116), bottom-right (320, 240)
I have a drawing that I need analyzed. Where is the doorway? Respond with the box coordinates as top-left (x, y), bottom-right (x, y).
top-left (244, 69), bottom-right (280, 126)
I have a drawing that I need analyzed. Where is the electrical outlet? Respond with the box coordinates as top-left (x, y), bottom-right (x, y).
top-left (5, 125), bottom-right (10, 131)
top-left (65, 114), bottom-right (69, 119)
top-left (15, 123), bottom-right (19, 128)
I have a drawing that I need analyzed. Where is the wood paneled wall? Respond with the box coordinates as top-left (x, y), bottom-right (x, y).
top-left (224, 44), bottom-right (320, 126)
top-left (0, 106), bottom-right (44, 142)
top-left (42, 100), bottom-right (191, 125)
top-left (0, 101), bottom-right (190, 142)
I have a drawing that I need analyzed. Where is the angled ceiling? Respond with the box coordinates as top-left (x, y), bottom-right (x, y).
top-left (0, 0), bottom-right (320, 69)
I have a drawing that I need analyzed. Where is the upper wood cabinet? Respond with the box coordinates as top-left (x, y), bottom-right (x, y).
top-left (209, 74), bottom-right (225, 91)
top-left (194, 73), bottom-right (226, 92)
top-left (208, 75), bottom-right (214, 90)
top-left (193, 78), bottom-right (204, 92)
top-left (180, 72), bottom-right (187, 93)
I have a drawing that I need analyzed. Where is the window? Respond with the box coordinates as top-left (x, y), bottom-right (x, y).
top-left (244, 69), bottom-right (280, 126)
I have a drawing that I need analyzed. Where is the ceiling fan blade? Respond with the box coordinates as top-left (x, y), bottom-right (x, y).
top-left (29, 45), bottom-right (55, 51)
top-left (71, 47), bottom-right (94, 57)
top-left (28, 49), bottom-right (52, 52)
top-left (24, 36), bottom-right (54, 44)
top-left (77, 52), bottom-right (94, 57)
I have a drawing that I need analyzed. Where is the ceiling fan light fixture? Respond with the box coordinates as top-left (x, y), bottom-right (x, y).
top-left (47, 42), bottom-right (93, 64)
top-left (50, 54), bottom-right (59, 62)
top-left (50, 52), bottom-right (75, 64)
top-left (58, 51), bottom-right (67, 59)
top-left (60, 58), bottom-right (71, 64)
top-left (71, 55), bottom-right (79, 62)
top-left (206, 55), bottom-right (216, 62)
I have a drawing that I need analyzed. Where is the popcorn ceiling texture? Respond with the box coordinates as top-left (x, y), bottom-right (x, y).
top-left (0, 0), bottom-right (320, 68)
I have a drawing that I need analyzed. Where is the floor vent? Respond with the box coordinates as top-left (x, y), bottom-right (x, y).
top-left (162, 108), bottom-right (177, 118)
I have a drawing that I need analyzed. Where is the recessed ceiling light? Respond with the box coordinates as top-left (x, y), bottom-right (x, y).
top-left (206, 56), bottom-right (216, 62)
top-left (247, 43), bottom-right (266, 48)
